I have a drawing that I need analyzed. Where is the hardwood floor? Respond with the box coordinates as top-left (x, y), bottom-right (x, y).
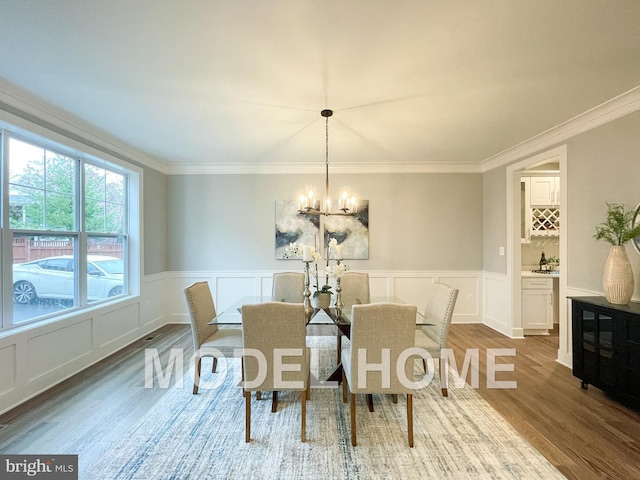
top-left (447, 323), bottom-right (640, 480)
top-left (1, 323), bottom-right (639, 479)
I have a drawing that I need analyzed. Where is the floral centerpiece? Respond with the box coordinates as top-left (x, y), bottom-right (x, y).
top-left (288, 239), bottom-right (349, 308)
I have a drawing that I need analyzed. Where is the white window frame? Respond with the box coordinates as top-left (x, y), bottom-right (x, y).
top-left (0, 122), bottom-right (142, 331)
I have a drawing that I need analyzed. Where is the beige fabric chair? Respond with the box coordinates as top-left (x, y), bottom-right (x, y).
top-left (241, 302), bottom-right (310, 442)
top-left (415, 282), bottom-right (459, 397)
top-left (339, 271), bottom-right (370, 308)
top-left (337, 271), bottom-right (370, 360)
top-left (341, 303), bottom-right (417, 447)
top-left (184, 281), bottom-right (243, 395)
top-left (272, 272), bottom-right (305, 303)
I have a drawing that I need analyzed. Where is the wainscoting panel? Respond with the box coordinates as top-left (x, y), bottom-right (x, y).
top-left (95, 303), bottom-right (142, 350)
top-left (167, 270), bottom-right (483, 324)
top-left (27, 318), bottom-right (93, 383)
top-left (0, 274), bottom-right (168, 416)
top-left (483, 272), bottom-right (513, 337)
top-left (0, 344), bottom-right (16, 395)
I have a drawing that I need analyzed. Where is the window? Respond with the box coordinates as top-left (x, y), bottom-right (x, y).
top-left (2, 132), bottom-right (139, 329)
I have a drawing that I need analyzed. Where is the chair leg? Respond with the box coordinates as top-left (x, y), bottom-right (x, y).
top-left (422, 358), bottom-right (427, 372)
top-left (342, 369), bottom-right (348, 403)
top-left (256, 391), bottom-right (262, 400)
top-left (212, 357), bottom-right (218, 373)
top-left (272, 391), bottom-right (278, 412)
top-left (407, 393), bottom-right (414, 447)
top-left (392, 394), bottom-right (398, 404)
top-left (193, 357), bottom-right (202, 395)
top-left (301, 389), bottom-right (307, 442)
top-left (244, 389), bottom-right (251, 443)
top-left (439, 358), bottom-right (448, 397)
top-left (350, 393), bottom-right (357, 446)
top-left (336, 335), bottom-right (342, 364)
top-left (367, 394), bottom-right (374, 412)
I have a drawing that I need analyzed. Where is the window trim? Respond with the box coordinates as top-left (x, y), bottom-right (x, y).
top-left (0, 122), bottom-right (142, 331)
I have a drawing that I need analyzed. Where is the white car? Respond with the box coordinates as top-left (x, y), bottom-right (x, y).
top-left (13, 255), bottom-right (124, 304)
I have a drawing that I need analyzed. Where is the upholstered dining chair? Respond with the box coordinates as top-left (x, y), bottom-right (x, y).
top-left (341, 303), bottom-right (417, 447)
top-left (241, 302), bottom-right (310, 443)
top-left (415, 282), bottom-right (459, 397)
top-left (184, 281), bottom-right (243, 395)
top-left (339, 271), bottom-right (370, 308)
top-left (272, 272), bottom-right (305, 303)
top-left (336, 271), bottom-right (370, 361)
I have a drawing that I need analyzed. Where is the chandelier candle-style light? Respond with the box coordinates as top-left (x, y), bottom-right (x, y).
top-left (298, 109), bottom-right (358, 216)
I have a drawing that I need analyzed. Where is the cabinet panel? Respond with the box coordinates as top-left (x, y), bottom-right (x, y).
top-left (522, 289), bottom-right (552, 330)
top-left (530, 176), bottom-right (559, 206)
top-left (571, 297), bottom-right (640, 411)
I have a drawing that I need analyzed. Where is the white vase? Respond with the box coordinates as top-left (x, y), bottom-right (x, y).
top-left (602, 245), bottom-right (634, 304)
top-left (311, 293), bottom-right (332, 309)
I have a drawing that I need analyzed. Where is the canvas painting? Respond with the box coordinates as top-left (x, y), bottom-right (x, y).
top-left (275, 200), bottom-right (320, 259)
top-left (324, 200), bottom-right (369, 259)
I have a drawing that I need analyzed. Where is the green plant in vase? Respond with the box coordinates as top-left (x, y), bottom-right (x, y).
top-left (594, 202), bottom-right (640, 304)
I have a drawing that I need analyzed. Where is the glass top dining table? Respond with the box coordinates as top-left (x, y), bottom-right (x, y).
top-left (210, 296), bottom-right (431, 327)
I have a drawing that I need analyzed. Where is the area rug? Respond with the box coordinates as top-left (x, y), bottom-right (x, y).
top-left (84, 337), bottom-right (565, 479)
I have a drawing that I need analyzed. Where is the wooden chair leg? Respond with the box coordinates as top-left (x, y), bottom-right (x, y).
top-left (193, 357), bottom-right (202, 395)
top-left (440, 358), bottom-right (448, 397)
top-left (212, 357), bottom-right (218, 373)
top-left (350, 393), bottom-right (357, 446)
top-left (271, 391), bottom-right (278, 412)
top-left (422, 358), bottom-right (427, 372)
top-left (301, 389), bottom-right (307, 442)
top-left (336, 335), bottom-right (342, 363)
top-left (392, 394), bottom-right (398, 403)
top-left (245, 389), bottom-right (251, 442)
top-left (342, 369), bottom-right (348, 403)
top-left (407, 393), bottom-right (414, 447)
top-left (256, 392), bottom-right (262, 400)
top-left (367, 394), bottom-right (374, 412)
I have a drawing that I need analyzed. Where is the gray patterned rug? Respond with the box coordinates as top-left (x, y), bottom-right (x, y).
top-left (85, 337), bottom-right (564, 479)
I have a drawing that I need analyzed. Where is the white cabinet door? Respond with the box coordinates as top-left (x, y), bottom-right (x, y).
top-left (530, 176), bottom-right (559, 206)
top-left (522, 288), bottom-right (553, 330)
top-left (522, 277), bottom-right (553, 330)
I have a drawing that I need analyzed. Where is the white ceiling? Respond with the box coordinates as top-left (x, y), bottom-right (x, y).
top-left (1, 0), bottom-right (639, 174)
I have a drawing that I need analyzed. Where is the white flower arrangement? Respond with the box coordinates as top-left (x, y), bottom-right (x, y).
top-left (325, 263), bottom-right (349, 278)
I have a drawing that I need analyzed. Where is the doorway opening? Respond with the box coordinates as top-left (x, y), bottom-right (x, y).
top-left (506, 145), bottom-right (570, 366)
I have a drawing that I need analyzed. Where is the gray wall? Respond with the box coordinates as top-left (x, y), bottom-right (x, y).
top-left (482, 166), bottom-right (507, 274)
top-left (166, 173), bottom-right (483, 272)
top-left (566, 111), bottom-right (640, 294)
top-left (481, 110), bottom-right (640, 296)
top-left (143, 166), bottom-right (169, 275)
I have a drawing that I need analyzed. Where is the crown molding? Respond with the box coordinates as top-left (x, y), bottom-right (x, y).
top-left (480, 86), bottom-right (640, 173)
top-left (0, 77), bottom-right (170, 173)
top-left (166, 161), bottom-right (482, 175)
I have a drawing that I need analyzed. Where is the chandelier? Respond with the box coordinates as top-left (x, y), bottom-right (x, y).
top-left (297, 109), bottom-right (357, 216)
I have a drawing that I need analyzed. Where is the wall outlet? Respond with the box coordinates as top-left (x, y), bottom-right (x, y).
top-left (467, 293), bottom-right (473, 301)
top-left (499, 246), bottom-right (505, 256)
top-left (145, 300), bottom-right (151, 309)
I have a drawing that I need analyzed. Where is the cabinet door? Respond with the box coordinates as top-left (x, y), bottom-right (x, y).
top-left (530, 177), bottom-right (559, 206)
top-left (522, 289), bottom-right (553, 329)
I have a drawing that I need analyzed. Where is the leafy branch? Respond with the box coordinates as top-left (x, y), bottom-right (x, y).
top-left (594, 202), bottom-right (640, 246)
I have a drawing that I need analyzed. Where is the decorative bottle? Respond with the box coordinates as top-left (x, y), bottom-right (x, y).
top-left (539, 252), bottom-right (547, 271)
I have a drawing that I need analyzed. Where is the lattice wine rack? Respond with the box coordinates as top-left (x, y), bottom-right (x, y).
top-left (531, 207), bottom-right (559, 235)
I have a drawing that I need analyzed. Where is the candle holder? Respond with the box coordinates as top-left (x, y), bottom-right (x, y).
top-left (303, 260), bottom-right (313, 314)
top-left (335, 259), bottom-right (344, 309)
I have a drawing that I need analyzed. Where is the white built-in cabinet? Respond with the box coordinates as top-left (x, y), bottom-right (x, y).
top-left (521, 175), bottom-right (560, 243)
top-left (529, 176), bottom-right (559, 206)
top-left (522, 277), bottom-right (553, 332)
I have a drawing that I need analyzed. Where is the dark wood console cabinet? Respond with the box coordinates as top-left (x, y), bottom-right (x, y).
top-left (571, 296), bottom-right (640, 410)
